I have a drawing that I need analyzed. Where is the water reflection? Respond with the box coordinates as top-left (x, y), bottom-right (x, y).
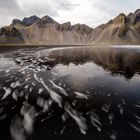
top-left (46, 47), bottom-right (140, 79)
top-left (0, 46), bottom-right (140, 140)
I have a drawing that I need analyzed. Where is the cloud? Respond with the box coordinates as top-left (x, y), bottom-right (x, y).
top-left (0, 0), bottom-right (22, 26)
top-left (16, 0), bottom-right (59, 17)
top-left (0, 0), bottom-right (23, 17)
top-left (55, 0), bottom-right (112, 27)
top-left (55, 0), bottom-right (140, 27)
top-left (0, 0), bottom-right (18, 10)
top-left (0, 0), bottom-right (139, 27)
top-left (0, 0), bottom-right (60, 26)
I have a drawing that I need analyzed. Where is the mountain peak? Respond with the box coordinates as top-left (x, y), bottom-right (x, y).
top-left (134, 9), bottom-right (140, 14)
top-left (12, 15), bottom-right (40, 26)
top-left (11, 19), bottom-right (23, 26)
top-left (113, 13), bottom-right (126, 24)
top-left (126, 9), bottom-right (140, 25)
top-left (133, 9), bottom-right (140, 24)
top-left (22, 15), bottom-right (40, 26)
top-left (40, 15), bottom-right (57, 24)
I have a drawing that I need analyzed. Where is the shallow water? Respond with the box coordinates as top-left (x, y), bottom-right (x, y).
top-left (0, 45), bottom-right (140, 140)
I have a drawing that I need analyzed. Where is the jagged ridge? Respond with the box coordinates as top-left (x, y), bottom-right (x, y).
top-left (0, 9), bottom-right (140, 45)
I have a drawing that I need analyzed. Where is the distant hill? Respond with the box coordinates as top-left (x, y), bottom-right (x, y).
top-left (0, 9), bottom-right (140, 45)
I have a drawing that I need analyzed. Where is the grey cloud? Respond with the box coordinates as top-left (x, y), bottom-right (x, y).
top-left (0, 0), bottom-right (23, 26)
top-left (0, 0), bottom-right (60, 26)
top-left (0, 0), bottom-right (18, 9)
top-left (58, 0), bottom-right (80, 10)
top-left (19, 1), bottom-right (59, 18)
top-left (0, 0), bottom-right (139, 27)
top-left (0, 0), bottom-right (79, 27)
top-left (92, 3), bottom-right (116, 17)
top-left (0, 0), bottom-right (21, 15)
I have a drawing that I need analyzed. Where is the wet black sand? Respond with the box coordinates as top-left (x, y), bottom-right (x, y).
top-left (0, 45), bottom-right (140, 140)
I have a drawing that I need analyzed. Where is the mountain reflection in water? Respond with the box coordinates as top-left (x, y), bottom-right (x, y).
top-left (0, 46), bottom-right (140, 140)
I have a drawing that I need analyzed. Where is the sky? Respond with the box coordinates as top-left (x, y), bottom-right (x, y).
top-left (0, 0), bottom-right (140, 28)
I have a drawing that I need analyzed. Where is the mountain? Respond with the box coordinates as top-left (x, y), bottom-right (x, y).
top-left (91, 9), bottom-right (140, 44)
top-left (12, 15), bottom-right (40, 26)
top-left (0, 9), bottom-right (140, 45)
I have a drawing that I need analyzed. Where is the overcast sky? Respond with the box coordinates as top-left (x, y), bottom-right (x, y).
top-left (0, 0), bottom-right (139, 28)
